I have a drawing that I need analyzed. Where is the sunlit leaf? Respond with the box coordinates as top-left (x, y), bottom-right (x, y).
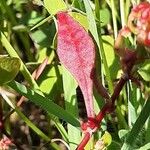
top-left (138, 60), bottom-right (150, 81)
top-left (0, 56), bottom-right (21, 85)
top-left (101, 131), bottom-right (112, 146)
top-left (100, 8), bottom-right (110, 27)
top-left (102, 35), bottom-right (120, 79)
top-left (44, 0), bottom-right (67, 15)
top-left (69, 12), bottom-right (88, 31)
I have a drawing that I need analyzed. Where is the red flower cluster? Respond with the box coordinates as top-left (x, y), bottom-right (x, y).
top-left (128, 2), bottom-right (150, 46)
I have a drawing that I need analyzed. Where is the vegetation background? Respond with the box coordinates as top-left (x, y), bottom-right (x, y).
top-left (1, 0), bottom-right (150, 150)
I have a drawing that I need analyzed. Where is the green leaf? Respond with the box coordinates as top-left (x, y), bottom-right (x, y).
top-left (83, 0), bottom-right (114, 93)
top-left (127, 82), bottom-right (139, 127)
top-left (100, 8), bottom-right (110, 27)
top-left (38, 64), bottom-right (63, 100)
top-left (102, 36), bottom-right (115, 67)
top-left (69, 12), bottom-right (88, 30)
top-left (83, 0), bottom-right (100, 46)
top-left (30, 22), bottom-right (56, 47)
top-left (102, 35), bottom-right (120, 79)
top-left (1, 93), bottom-right (59, 148)
top-left (0, 56), bottom-right (21, 85)
top-left (62, 66), bottom-right (81, 149)
top-left (0, 32), bottom-right (40, 89)
top-left (138, 60), bottom-right (150, 82)
top-left (138, 70), bottom-right (150, 82)
top-left (44, 0), bottom-right (67, 15)
top-left (108, 141), bottom-right (121, 150)
top-left (101, 131), bottom-right (112, 146)
top-left (138, 143), bottom-right (150, 150)
top-left (8, 81), bottom-right (80, 127)
top-left (121, 98), bottom-right (150, 150)
top-left (118, 129), bottom-right (129, 140)
top-left (20, 10), bottom-right (44, 27)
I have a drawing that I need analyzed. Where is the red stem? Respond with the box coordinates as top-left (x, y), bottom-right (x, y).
top-left (76, 132), bottom-right (91, 150)
top-left (76, 75), bottom-right (129, 150)
top-left (77, 51), bottom-right (137, 149)
top-left (93, 69), bottom-right (110, 100)
top-left (111, 76), bottom-right (128, 105)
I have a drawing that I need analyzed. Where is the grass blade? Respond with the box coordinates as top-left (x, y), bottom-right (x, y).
top-left (62, 66), bottom-right (81, 149)
top-left (8, 81), bottom-right (80, 127)
top-left (121, 97), bottom-right (150, 150)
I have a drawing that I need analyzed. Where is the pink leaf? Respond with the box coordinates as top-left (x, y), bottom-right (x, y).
top-left (57, 12), bottom-right (95, 118)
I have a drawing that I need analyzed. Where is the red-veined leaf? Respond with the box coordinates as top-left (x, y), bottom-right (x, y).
top-left (57, 12), bottom-right (95, 118)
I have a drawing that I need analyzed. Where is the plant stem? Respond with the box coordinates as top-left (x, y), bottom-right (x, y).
top-left (76, 74), bottom-right (128, 150)
top-left (110, 0), bottom-right (118, 39)
top-left (125, 0), bottom-right (131, 22)
top-left (95, 0), bottom-right (114, 94)
top-left (111, 76), bottom-right (128, 105)
top-left (120, 0), bottom-right (126, 27)
top-left (76, 133), bottom-right (91, 150)
top-left (99, 34), bottom-right (114, 94)
top-left (121, 98), bottom-right (150, 150)
top-left (0, 97), bottom-right (3, 137)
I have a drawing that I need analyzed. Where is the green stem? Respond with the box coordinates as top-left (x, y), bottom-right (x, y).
top-left (15, 108), bottom-right (51, 142)
top-left (99, 34), bottom-right (114, 94)
top-left (125, 0), bottom-right (131, 22)
top-left (110, 0), bottom-right (118, 39)
top-left (62, 66), bottom-right (81, 149)
top-left (120, 0), bottom-right (126, 27)
top-left (30, 15), bottom-right (53, 31)
top-left (8, 81), bottom-right (80, 127)
top-left (121, 98), bottom-right (150, 150)
top-left (0, 97), bottom-right (3, 138)
top-left (116, 106), bottom-right (128, 129)
top-left (83, 0), bottom-right (113, 94)
top-left (1, 93), bottom-right (59, 149)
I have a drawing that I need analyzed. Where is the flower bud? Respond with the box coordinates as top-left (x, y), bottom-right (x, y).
top-left (128, 2), bottom-right (150, 47)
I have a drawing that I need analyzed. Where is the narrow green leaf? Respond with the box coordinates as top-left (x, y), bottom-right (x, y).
top-left (31, 15), bottom-right (53, 31)
top-left (127, 82), bottom-right (138, 127)
top-left (138, 60), bottom-right (150, 82)
top-left (15, 108), bottom-right (50, 142)
top-left (121, 98), bottom-right (150, 150)
top-left (83, 0), bottom-right (113, 94)
top-left (0, 56), bottom-right (20, 85)
top-left (83, 0), bottom-right (100, 46)
top-left (102, 35), bottom-right (120, 80)
top-left (51, 114), bottom-right (69, 142)
top-left (110, 0), bottom-right (118, 39)
top-left (1, 93), bottom-right (59, 149)
top-left (8, 81), bottom-right (80, 127)
top-left (138, 143), bottom-right (150, 150)
top-left (44, 0), bottom-right (67, 15)
top-left (62, 66), bottom-right (81, 149)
